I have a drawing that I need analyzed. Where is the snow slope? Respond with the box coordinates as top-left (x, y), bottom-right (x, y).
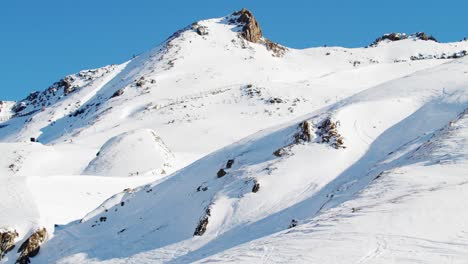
top-left (0, 8), bottom-right (467, 264)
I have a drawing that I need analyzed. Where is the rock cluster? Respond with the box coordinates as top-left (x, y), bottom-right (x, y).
top-left (316, 118), bottom-right (345, 149)
top-left (369, 32), bottom-right (438, 47)
top-left (191, 22), bottom-right (208, 36)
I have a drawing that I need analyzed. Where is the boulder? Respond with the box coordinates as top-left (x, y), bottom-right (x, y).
top-left (111, 88), bottom-right (125, 98)
top-left (217, 169), bottom-right (227, 178)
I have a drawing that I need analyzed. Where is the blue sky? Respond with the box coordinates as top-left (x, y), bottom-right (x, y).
top-left (1, 0), bottom-right (467, 101)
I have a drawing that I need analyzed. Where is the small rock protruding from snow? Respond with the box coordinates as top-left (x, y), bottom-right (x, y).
top-left (110, 88), bottom-right (125, 99)
top-left (226, 159), bottom-right (235, 169)
top-left (288, 219), bottom-right (298, 229)
top-left (252, 181), bottom-right (260, 193)
top-left (16, 228), bottom-right (47, 264)
top-left (217, 169), bottom-right (227, 178)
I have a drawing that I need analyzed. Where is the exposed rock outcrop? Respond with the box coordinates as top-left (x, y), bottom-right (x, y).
top-left (231, 8), bottom-right (287, 57)
top-left (0, 229), bottom-right (18, 260)
top-left (194, 207), bottom-right (211, 236)
top-left (369, 32), bottom-right (438, 47)
top-left (16, 228), bottom-right (47, 264)
top-left (294, 121), bottom-right (314, 143)
top-left (191, 22), bottom-right (208, 36)
top-left (234, 8), bottom-right (263, 43)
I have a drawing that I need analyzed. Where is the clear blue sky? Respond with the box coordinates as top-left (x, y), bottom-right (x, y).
top-left (1, 0), bottom-right (467, 101)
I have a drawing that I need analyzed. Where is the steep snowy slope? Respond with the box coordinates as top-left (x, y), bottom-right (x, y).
top-left (33, 57), bottom-right (468, 263)
top-left (0, 8), bottom-right (467, 264)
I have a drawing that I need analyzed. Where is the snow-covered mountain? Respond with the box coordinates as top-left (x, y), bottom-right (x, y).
top-left (0, 8), bottom-right (467, 264)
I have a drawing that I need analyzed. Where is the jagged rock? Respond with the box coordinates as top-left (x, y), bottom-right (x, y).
top-left (234, 8), bottom-right (263, 43)
top-left (217, 169), bottom-right (227, 178)
top-left (252, 181), bottom-right (260, 193)
top-left (194, 207), bottom-right (211, 236)
top-left (232, 9), bottom-right (287, 57)
top-left (59, 77), bottom-right (75, 95)
top-left (111, 88), bottom-right (125, 98)
top-left (0, 229), bottom-right (18, 259)
top-left (16, 228), bottom-right (47, 264)
top-left (294, 121), bottom-right (313, 143)
top-left (265, 40), bottom-right (287, 57)
top-left (226, 159), bottom-right (235, 169)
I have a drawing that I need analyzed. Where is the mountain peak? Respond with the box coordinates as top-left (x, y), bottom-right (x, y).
top-left (232, 8), bottom-right (263, 43)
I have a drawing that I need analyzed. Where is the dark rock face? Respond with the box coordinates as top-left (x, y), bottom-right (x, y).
top-left (194, 207), bottom-right (211, 236)
top-left (252, 181), bottom-right (260, 193)
top-left (226, 159), bottom-right (235, 169)
top-left (12, 102), bottom-right (27, 113)
top-left (16, 228), bottom-right (47, 264)
top-left (370, 32), bottom-right (438, 47)
top-left (0, 229), bottom-right (18, 260)
top-left (294, 121), bottom-right (313, 144)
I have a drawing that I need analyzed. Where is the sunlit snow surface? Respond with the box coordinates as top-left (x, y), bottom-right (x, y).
top-left (0, 13), bottom-right (467, 264)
